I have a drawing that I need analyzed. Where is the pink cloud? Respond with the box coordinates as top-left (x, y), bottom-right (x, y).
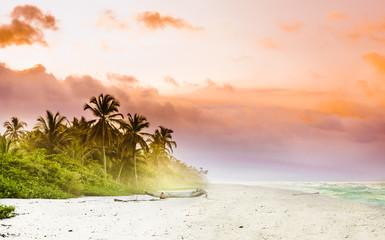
top-left (1, 63), bottom-right (385, 180)
top-left (326, 12), bottom-right (350, 20)
top-left (0, 5), bottom-right (57, 48)
top-left (136, 11), bottom-right (204, 32)
top-left (326, 15), bottom-right (385, 43)
top-left (363, 52), bottom-right (385, 74)
top-left (204, 79), bottom-right (234, 91)
top-left (97, 10), bottom-right (130, 30)
top-left (106, 73), bottom-right (139, 84)
top-left (279, 21), bottom-right (303, 32)
top-left (164, 76), bottom-right (179, 87)
top-left (256, 37), bottom-right (280, 50)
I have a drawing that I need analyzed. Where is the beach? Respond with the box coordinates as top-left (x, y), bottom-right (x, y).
top-left (1, 184), bottom-right (384, 240)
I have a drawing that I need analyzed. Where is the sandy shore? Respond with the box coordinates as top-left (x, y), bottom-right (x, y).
top-left (1, 184), bottom-right (384, 239)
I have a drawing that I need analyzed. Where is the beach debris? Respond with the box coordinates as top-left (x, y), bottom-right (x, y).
top-left (114, 198), bottom-right (165, 202)
top-left (292, 192), bottom-right (319, 196)
top-left (144, 189), bottom-right (208, 199)
top-left (0, 233), bottom-right (20, 237)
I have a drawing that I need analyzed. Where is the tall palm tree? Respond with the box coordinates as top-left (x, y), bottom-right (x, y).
top-left (84, 94), bottom-right (123, 177)
top-left (3, 117), bottom-right (27, 140)
top-left (120, 113), bottom-right (150, 187)
top-left (149, 126), bottom-right (177, 166)
top-left (151, 126), bottom-right (177, 152)
top-left (34, 111), bottom-right (68, 154)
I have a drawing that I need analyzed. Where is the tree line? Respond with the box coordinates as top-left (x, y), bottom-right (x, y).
top-left (1, 93), bottom-right (207, 188)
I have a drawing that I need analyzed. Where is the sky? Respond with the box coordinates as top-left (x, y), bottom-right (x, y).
top-left (1, 0), bottom-right (385, 181)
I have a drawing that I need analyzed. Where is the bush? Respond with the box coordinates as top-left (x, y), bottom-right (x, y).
top-left (0, 150), bottom-right (133, 199)
top-left (0, 205), bottom-right (15, 219)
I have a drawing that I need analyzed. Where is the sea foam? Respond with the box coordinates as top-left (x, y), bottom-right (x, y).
top-left (253, 181), bottom-right (385, 206)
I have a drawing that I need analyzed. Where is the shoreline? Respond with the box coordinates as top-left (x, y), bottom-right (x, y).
top-left (1, 184), bottom-right (385, 239)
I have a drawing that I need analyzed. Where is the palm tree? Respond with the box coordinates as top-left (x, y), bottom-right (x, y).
top-left (62, 140), bottom-right (94, 165)
top-left (113, 133), bottom-right (129, 182)
top-left (148, 126), bottom-right (177, 167)
top-left (63, 117), bottom-right (94, 165)
top-left (34, 111), bottom-right (68, 154)
top-left (84, 94), bottom-right (123, 177)
top-left (3, 117), bottom-right (27, 140)
top-left (0, 135), bottom-right (14, 155)
top-left (69, 117), bottom-right (91, 145)
top-left (120, 113), bottom-right (150, 187)
top-left (151, 126), bottom-right (177, 152)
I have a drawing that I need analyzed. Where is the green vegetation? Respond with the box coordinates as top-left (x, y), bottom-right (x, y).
top-left (0, 150), bottom-right (133, 198)
top-left (0, 205), bottom-right (15, 219)
top-left (0, 93), bottom-right (207, 200)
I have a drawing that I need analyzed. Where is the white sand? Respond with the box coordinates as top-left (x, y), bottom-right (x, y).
top-left (1, 184), bottom-right (384, 240)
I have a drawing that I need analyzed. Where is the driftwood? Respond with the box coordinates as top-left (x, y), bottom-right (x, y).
top-left (144, 189), bottom-right (207, 199)
top-left (114, 198), bottom-right (165, 202)
top-left (292, 192), bottom-right (319, 196)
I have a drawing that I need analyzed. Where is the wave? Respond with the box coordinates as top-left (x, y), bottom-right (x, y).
top-left (253, 181), bottom-right (385, 206)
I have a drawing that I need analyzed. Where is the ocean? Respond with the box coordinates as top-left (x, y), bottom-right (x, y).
top-left (253, 181), bottom-right (385, 206)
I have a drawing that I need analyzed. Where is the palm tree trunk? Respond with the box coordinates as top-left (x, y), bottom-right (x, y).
top-left (102, 123), bottom-right (107, 178)
top-left (133, 147), bottom-right (138, 188)
top-left (102, 145), bottom-right (107, 178)
top-left (117, 160), bottom-right (125, 182)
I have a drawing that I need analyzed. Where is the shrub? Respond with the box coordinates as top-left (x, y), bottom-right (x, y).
top-left (0, 205), bottom-right (15, 219)
top-left (0, 150), bottom-right (133, 199)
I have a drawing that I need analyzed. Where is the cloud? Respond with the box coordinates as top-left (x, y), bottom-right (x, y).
top-left (279, 21), bottom-right (303, 32)
top-left (326, 12), bottom-right (350, 20)
top-left (183, 81), bottom-right (200, 88)
top-left (0, 5), bottom-right (57, 48)
top-left (106, 73), bottom-right (138, 84)
top-left (316, 100), bottom-right (367, 118)
top-left (362, 52), bottom-right (385, 74)
top-left (204, 79), bottom-right (234, 91)
top-left (97, 10), bottom-right (129, 30)
top-left (301, 112), bottom-right (346, 132)
top-left (1, 63), bottom-right (385, 180)
top-left (223, 84), bottom-right (234, 92)
top-left (206, 78), bottom-right (217, 88)
top-left (11, 5), bottom-right (57, 29)
top-left (326, 16), bottom-right (385, 43)
top-left (348, 19), bottom-right (385, 42)
top-left (0, 63), bottom-right (166, 128)
top-left (356, 80), bottom-right (379, 97)
top-left (256, 37), bottom-right (280, 50)
top-left (313, 118), bottom-right (346, 132)
top-left (300, 113), bottom-right (315, 123)
top-left (164, 76), bottom-right (179, 87)
top-left (136, 11), bottom-right (204, 31)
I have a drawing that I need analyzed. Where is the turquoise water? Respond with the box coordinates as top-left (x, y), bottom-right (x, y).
top-left (256, 182), bottom-right (385, 206)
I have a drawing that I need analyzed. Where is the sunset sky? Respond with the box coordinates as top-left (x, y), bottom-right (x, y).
top-left (1, 0), bottom-right (385, 181)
